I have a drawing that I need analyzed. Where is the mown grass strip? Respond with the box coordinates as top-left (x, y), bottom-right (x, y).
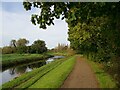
top-left (29, 56), bottom-right (76, 88)
top-left (15, 59), bottom-right (64, 89)
top-left (2, 58), bottom-right (64, 89)
top-left (87, 59), bottom-right (117, 88)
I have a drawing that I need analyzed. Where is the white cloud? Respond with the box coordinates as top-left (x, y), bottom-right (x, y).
top-left (2, 9), bottom-right (69, 49)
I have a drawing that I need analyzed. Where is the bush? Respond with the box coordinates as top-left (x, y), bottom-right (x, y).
top-left (30, 40), bottom-right (47, 54)
top-left (2, 46), bottom-right (16, 54)
top-left (17, 46), bottom-right (27, 54)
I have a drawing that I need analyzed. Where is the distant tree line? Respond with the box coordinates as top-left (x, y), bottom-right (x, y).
top-left (53, 43), bottom-right (69, 52)
top-left (2, 38), bottom-right (47, 54)
top-left (49, 43), bottom-right (75, 56)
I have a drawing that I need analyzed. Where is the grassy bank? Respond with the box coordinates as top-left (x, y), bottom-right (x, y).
top-left (1, 54), bottom-right (53, 68)
top-left (30, 56), bottom-right (76, 88)
top-left (86, 58), bottom-right (117, 88)
top-left (2, 56), bottom-right (76, 89)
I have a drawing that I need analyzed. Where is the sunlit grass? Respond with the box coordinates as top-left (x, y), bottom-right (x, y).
top-left (29, 56), bottom-right (76, 88)
top-left (2, 58), bottom-right (64, 89)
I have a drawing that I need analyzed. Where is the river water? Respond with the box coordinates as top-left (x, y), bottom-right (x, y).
top-left (0, 56), bottom-right (64, 85)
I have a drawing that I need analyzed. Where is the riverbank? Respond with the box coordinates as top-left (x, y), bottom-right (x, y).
top-left (2, 56), bottom-right (76, 89)
top-left (1, 54), bottom-right (53, 69)
top-left (1, 55), bottom-right (117, 89)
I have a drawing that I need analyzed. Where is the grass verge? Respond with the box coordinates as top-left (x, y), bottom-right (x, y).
top-left (29, 56), bottom-right (76, 88)
top-left (87, 59), bottom-right (117, 88)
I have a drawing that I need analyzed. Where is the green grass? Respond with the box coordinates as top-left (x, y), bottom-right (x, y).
top-left (2, 56), bottom-right (76, 89)
top-left (29, 56), bottom-right (76, 88)
top-left (2, 58), bottom-right (65, 89)
top-left (87, 59), bottom-right (117, 88)
top-left (1, 54), bottom-right (52, 67)
top-left (15, 59), bottom-right (64, 88)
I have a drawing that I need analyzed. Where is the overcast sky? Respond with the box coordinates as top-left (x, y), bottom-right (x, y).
top-left (1, 2), bottom-right (69, 49)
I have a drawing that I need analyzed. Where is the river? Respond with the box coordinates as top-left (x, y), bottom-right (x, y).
top-left (0, 56), bottom-right (64, 85)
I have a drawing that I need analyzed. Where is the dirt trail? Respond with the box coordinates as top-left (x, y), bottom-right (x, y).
top-left (61, 56), bottom-right (99, 88)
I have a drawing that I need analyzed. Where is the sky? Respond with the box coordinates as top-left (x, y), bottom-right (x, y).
top-left (1, 2), bottom-right (69, 49)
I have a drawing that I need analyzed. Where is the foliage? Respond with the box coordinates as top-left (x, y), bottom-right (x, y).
top-left (87, 57), bottom-right (117, 88)
top-left (53, 43), bottom-right (68, 52)
top-left (16, 38), bottom-right (29, 47)
top-left (23, 2), bottom-right (120, 61)
top-left (31, 40), bottom-right (47, 54)
top-left (104, 57), bottom-right (120, 87)
top-left (0, 47), bottom-right (2, 54)
top-left (2, 46), bottom-right (16, 54)
top-left (10, 39), bottom-right (17, 47)
top-left (49, 43), bottom-right (75, 56)
top-left (2, 39), bottom-right (47, 54)
top-left (2, 38), bottom-right (29, 54)
top-left (17, 46), bottom-right (28, 54)
top-left (23, 2), bottom-right (120, 86)
top-left (23, 2), bottom-right (119, 29)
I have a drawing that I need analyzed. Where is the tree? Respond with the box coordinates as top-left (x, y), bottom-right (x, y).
top-left (2, 46), bottom-right (16, 54)
top-left (10, 39), bottom-right (16, 47)
top-left (17, 46), bottom-right (28, 54)
top-left (23, 2), bottom-right (120, 58)
top-left (10, 39), bottom-right (17, 53)
top-left (23, 2), bottom-right (119, 28)
top-left (0, 47), bottom-right (2, 54)
top-left (54, 43), bottom-right (68, 52)
top-left (16, 38), bottom-right (29, 47)
top-left (31, 40), bottom-right (47, 54)
top-left (15, 38), bottom-right (29, 53)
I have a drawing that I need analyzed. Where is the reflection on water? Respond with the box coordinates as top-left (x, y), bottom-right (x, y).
top-left (1, 61), bottom-right (46, 85)
top-left (46, 58), bottom-right (54, 64)
top-left (1, 56), bottom-right (64, 85)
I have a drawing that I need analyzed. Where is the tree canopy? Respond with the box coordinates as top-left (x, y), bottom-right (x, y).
top-left (31, 40), bottom-right (47, 54)
top-left (2, 39), bottom-right (47, 54)
top-left (23, 2), bottom-right (120, 57)
top-left (16, 38), bottom-right (29, 47)
top-left (23, 2), bottom-right (120, 28)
